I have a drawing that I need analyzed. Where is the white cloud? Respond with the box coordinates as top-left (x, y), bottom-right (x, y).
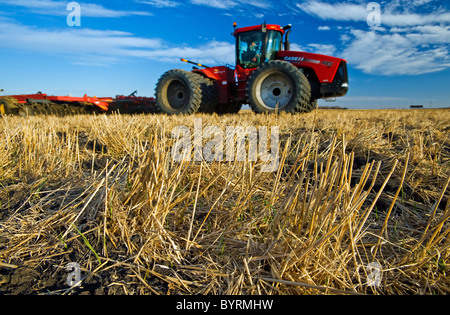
top-left (382, 12), bottom-right (450, 27)
top-left (136, 0), bottom-right (181, 8)
top-left (0, 19), bottom-right (160, 52)
top-left (318, 26), bottom-right (330, 31)
top-left (134, 41), bottom-right (235, 65)
top-left (297, 0), bottom-right (450, 27)
top-left (0, 0), bottom-right (60, 9)
top-left (290, 42), bottom-right (337, 56)
top-left (190, 0), bottom-right (238, 10)
top-left (410, 0), bottom-right (434, 6)
top-left (297, 1), bottom-right (367, 22)
top-left (341, 28), bottom-right (450, 75)
top-left (80, 3), bottom-right (152, 18)
top-left (0, 0), bottom-right (152, 18)
top-left (189, 0), bottom-right (271, 10)
top-left (289, 43), bottom-right (305, 52)
top-left (405, 25), bottom-right (450, 46)
top-left (238, 0), bottom-right (272, 10)
top-left (307, 43), bottom-right (336, 56)
top-left (0, 18), bottom-right (234, 66)
top-left (294, 0), bottom-right (450, 76)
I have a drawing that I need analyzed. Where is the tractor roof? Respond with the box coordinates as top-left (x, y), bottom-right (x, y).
top-left (234, 24), bottom-right (285, 35)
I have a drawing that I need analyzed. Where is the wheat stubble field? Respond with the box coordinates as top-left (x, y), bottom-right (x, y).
top-left (0, 109), bottom-right (449, 295)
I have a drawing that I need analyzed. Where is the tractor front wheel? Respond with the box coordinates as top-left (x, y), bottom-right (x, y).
top-left (155, 69), bottom-right (203, 115)
top-left (247, 61), bottom-right (311, 114)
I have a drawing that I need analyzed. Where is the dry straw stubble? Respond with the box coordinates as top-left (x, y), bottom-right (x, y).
top-left (0, 109), bottom-right (449, 295)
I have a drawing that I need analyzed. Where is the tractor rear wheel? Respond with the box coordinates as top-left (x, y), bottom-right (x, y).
top-left (197, 76), bottom-right (218, 113)
top-left (247, 60), bottom-right (311, 114)
top-left (156, 69), bottom-right (202, 115)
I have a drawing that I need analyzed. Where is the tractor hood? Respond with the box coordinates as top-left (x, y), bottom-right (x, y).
top-left (277, 51), bottom-right (347, 84)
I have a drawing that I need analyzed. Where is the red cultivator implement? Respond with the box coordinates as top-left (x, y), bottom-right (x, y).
top-left (0, 91), bottom-right (156, 116)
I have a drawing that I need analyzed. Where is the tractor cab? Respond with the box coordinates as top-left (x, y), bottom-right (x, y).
top-left (234, 24), bottom-right (288, 69)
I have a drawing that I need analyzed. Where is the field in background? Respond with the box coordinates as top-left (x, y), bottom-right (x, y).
top-left (0, 109), bottom-right (449, 295)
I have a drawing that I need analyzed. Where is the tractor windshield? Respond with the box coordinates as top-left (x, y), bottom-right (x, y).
top-left (237, 30), bottom-right (282, 69)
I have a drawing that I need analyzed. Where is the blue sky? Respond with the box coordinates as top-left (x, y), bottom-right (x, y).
top-left (0, 0), bottom-right (449, 109)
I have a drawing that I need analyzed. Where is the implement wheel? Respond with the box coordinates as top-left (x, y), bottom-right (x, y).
top-left (0, 97), bottom-right (17, 115)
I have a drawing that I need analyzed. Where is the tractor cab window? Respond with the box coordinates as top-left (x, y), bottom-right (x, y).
top-left (237, 30), bottom-right (265, 69)
top-left (266, 31), bottom-right (282, 61)
top-left (237, 30), bottom-right (283, 69)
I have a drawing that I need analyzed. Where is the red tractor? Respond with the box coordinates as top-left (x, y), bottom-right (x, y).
top-left (155, 23), bottom-right (348, 114)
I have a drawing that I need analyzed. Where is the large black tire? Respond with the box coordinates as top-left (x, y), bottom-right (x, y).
top-left (197, 75), bottom-right (218, 113)
top-left (155, 69), bottom-right (203, 115)
top-left (197, 76), bottom-right (243, 115)
top-left (247, 60), bottom-right (311, 114)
